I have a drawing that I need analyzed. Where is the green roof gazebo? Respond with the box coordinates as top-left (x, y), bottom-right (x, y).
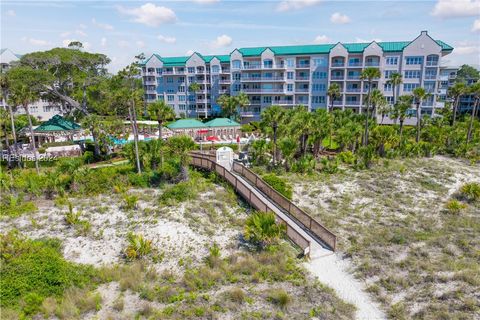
top-left (31, 115), bottom-right (82, 145)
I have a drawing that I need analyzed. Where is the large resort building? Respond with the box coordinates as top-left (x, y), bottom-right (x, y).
top-left (141, 31), bottom-right (454, 122)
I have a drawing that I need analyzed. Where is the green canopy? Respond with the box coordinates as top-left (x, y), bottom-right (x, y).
top-left (205, 118), bottom-right (240, 127)
top-left (34, 115), bottom-right (81, 132)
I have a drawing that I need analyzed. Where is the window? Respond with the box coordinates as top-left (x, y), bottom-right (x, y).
top-left (385, 56), bottom-right (398, 65)
top-left (349, 57), bottom-right (361, 66)
top-left (178, 86), bottom-right (185, 92)
top-left (386, 96), bottom-right (394, 104)
top-left (263, 59), bottom-right (273, 68)
top-left (232, 60), bottom-right (241, 69)
top-left (404, 70), bottom-right (421, 79)
top-left (426, 55), bottom-right (439, 66)
top-left (263, 96), bottom-right (272, 103)
top-left (168, 104), bottom-right (175, 109)
top-left (233, 73), bottom-right (241, 80)
top-left (167, 89), bottom-right (174, 93)
top-left (312, 71), bottom-right (326, 79)
top-left (313, 57), bottom-right (326, 67)
top-left (167, 95), bottom-right (175, 102)
top-left (287, 72), bottom-right (294, 79)
top-left (424, 81), bottom-right (435, 93)
top-left (178, 77), bottom-right (185, 83)
top-left (188, 95), bottom-right (195, 102)
top-left (211, 65), bottom-right (219, 73)
top-left (286, 59), bottom-right (295, 67)
top-left (158, 96), bottom-right (164, 101)
top-left (179, 104), bottom-right (186, 110)
top-left (156, 68), bottom-right (162, 75)
top-left (384, 83), bottom-right (393, 91)
top-left (406, 56), bottom-right (423, 65)
top-left (188, 76), bottom-right (194, 83)
top-left (178, 95), bottom-right (186, 101)
top-left (188, 67), bottom-right (195, 73)
top-left (425, 68), bottom-right (437, 79)
top-left (312, 96), bottom-right (325, 104)
top-left (384, 70), bottom-right (394, 79)
top-left (312, 83), bottom-right (326, 91)
top-left (287, 84), bottom-right (293, 92)
top-left (233, 84), bottom-right (241, 91)
top-left (403, 83), bottom-right (419, 92)
top-left (166, 77), bottom-right (173, 83)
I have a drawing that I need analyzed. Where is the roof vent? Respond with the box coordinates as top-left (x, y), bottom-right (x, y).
top-left (421, 31), bottom-right (428, 35)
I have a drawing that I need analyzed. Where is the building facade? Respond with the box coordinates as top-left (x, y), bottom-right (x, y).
top-left (437, 66), bottom-right (478, 114)
top-left (1, 48), bottom-right (62, 121)
top-left (141, 31), bottom-right (453, 121)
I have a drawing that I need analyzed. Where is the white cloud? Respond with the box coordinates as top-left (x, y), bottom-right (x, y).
top-left (472, 19), bottom-right (480, 32)
top-left (276, 0), bottom-right (321, 12)
top-left (313, 35), bottom-right (331, 44)
top-left (157, 34), bottom-right (176, 44)
top-left (212, 34), bottom-right (232, 48)
top-left (92, 18), bottom-right (114, 31)
top-left (117, 3), bottom-right (176, 27)
top-left (118, 40), bottom-right (130, 48)
top-left (330, 12), bottom-right (351, 24)
top-left (7, 9), bottom-right (16, 16)
top-left (431, 0), bottom-right (480, 18)
top-left (22, 37), bottom-right (49, 46)
top-left (355, 37), bottom-right (382, 43)
top-left (101, 37), bottom-right (107, 47)
top-left (455, 46), bottom-right (479, 54)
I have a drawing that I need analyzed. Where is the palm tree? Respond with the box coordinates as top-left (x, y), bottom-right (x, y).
top-left (244, 211), bottom-right (285, 249)
top-left (148, 101), bottom-right (175, 140)
top-left (448, 82), bottom-right (467, 126)
top-left (360, 67), bottom-right (381, 146)
top-left (278, 137), bottom-right (297, 171)
top-left (261, 105), bottom-right (285, 165)
top-left (289, 106), bottom-right (312, 155)
top-left (387, 72), bottom-right (403, 106)
top-left (371, 125), bottom-right (397, 157)
top-left (217, 94), bottom-right (236, 119)
top-left (365, 89), bottom-right (385, 120)
top-left (9, 84), bottom-right (40, 174)
top-left (236, 92), bottom-right (250, 119)
top-left (188, 82), bottom-right (201, 118)
top-left (0, 73), bottom-right (19, 166)
top-left (467, 81), bottom-right (480, 145)
top-left (309, 109), bottom-right (331, 156)
top-left (377, 101), bottom-right (391, 125)
top-left (413, 87), bottom-right (430, 143)
top-left (167, 135), bottom-right (195, 181)
top-left (392, 95), bottom-right (413, 146)
top-left (327, 83), bottom-right (341, 112)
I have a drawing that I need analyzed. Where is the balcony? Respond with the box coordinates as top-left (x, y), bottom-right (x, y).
top-left (345, 101), bottom-right (360, 106)
top-left (426, 61), bottom-right (438, 66)
top-left (331, 62), bottom-right (345, 67)
top-left (347, 75), bottom-right (361, 80)
top-left (295, 100), bottom-right (309, 105)
top-left (348, 62), bottom-right (362, 67)
top-left (144, 80), bottom-right (156, 85)
top-left (295, 88), bottom-right (309, 93)
top-left (147, 71), bottom-right (156, 76)
top-left (331, 75), bottom-right (344, 80)
top-left (345, 88), bottom-right (361, 93)
top-left (221, 69), bottom-right (230, 73)
top-left (219, 79), bottom-right (231, 84)
top-left (163, 70), bottom-right (174, 75)
top-left (145, 88), bottom-right (157, 94)
top-left (364, 62), bottom-right (380, 67)
top-left (218, 89), bottom-right (229, 94)
top-left (332, 101), bottom-right (343, 106)
top-left (196, 98), bottom-right (211, 103)
top-left (240, 111), bottom-right (260, 118)
top-left (242, 88), bottom-right (284, 93)
top-left (241, 76), bottom-right (285, 81)
top-left (175, 69), bottom-right (185, 74)
top-left (296, 63), bottom-right (310, 68)
top-left (425, 75), bottom-right (437, 80)
top-left (295, 76), bottom-right (310, 81)
top-left (243, 64), bottom-right (262, 70)
top-left (275, 100), bottom-right (294, 105)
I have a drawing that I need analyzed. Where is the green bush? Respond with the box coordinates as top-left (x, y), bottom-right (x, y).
top-left (319, 157), bottom-right (339, 174)
top-left (244, 212), bottom-right (286, 249)
top-left (445, 199), bottom-right (467, 214)
top-left (123, 194), bottom-right (139, 210)
top-left (0, 232), bottom-right (95, 315)
top-left (124, 232), bottom-right (154, 261)
top-left (337, 151), bottom-right (356, 164)
top-left (262, 174), bottom-right (293, 200)
top-left (460, 182), bottom-right (480, 202)
top-left (266, 289), bottom-right (290, 309)
top-left (159, 180), bottom-right (199, 205)
top-left (0, 195), bottom-right (37, 217)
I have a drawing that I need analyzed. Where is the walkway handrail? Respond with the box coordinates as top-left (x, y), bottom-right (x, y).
top-left (190, 153), bottom-right (311, 256)
top-left (232, 162), bottom-right (336, 251)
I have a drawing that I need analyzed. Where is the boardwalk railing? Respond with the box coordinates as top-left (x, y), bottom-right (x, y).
top-left (190, 153), bottom-right (311, 256)
top-left (232, 162), bottom-right (337, 251)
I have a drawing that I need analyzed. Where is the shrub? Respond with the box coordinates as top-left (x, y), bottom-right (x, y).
top-left (244, 212), bottom-right (285, 249)
top-left (205, 243), bottom-right (221, 268)
top-left (123, 194), bottom-right (139, 210)
top-left (226, 287), bottom-right (246, 304)
top-left (337, 151), bottom-right (356, 165)
top-left (159, 181), bottom-right (198, 205)
top-left (459, 182), bottom-right (480, 202)
top-left (319, 157), bottom-right (339, 174)
top-left (0, 232), bottom-right (94, 315)
top-left (0, 195), bottom-right (37, 217)
top-left (124, 232), bottom-right (153, 260)
top-left (266, 289), bottom-right (290, 309)
top-left (262, 174), bottom-right (293, 200)
top-left (445, 199), bottom-right (467, 214)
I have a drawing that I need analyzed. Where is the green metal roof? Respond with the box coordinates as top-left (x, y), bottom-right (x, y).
top-left (205, 118), bottom-right (240, 127)
top-left (167, 119), bottom-right (206, 129)
top-left (34, 115), bottom-right (81, 132)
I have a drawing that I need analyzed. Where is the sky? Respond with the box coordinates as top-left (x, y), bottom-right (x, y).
top-left (1, 0), bottom-right (479, 73)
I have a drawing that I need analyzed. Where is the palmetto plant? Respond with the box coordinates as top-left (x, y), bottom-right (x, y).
top-left (148, 101), bottom-right (175, 140)
top-left (413, 87), bottom-right (430, 143)
top-left (166, 135), bottom-right (195, 181)
top-left (466, 81), bottom-right (480, 145)
top-left (124, 232), bottom-right (153, 260)
top-left (278, 137), bottom-right (297, 171)
top-left (244, 211), bottom-right (285, 249)
top-left (392, 95), bottom-right (413, 146)
top-left (261, 105), bottom-right (286, 165)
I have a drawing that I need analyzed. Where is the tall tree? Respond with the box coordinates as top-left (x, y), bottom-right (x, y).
top-left (387, 72), bottom-right (403, 106)
top-left (167, 135), bottom-right (195, 181)
top-left (278, 137), bottom-right (297, 171)
top-left (456, 64), bottom-right (480, 83)
top-left (327, 83), bottom-right (341, 112)
top-left (392, 95), bottom-right (413, 146)
top-left (360, 67), bottom-right (381, 146)
top-left (19, 46), bottom-right (110, 115)
top-left (148, 101), bottom-right (175, 140)
top-left (413, 87), bottom-right (430, 143)
top-left (467, 81), bottom-right (480, 145)
top-left (0, 73), bottom-right (19, 166)
top-left (261, 105), bottom-right (285, 166)
top-left (188, 82), bottom-right (201, 117)
top-left (448, 82), bottom-right (467, 126)
top-left (309, 109), bottom-right (331, 156)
